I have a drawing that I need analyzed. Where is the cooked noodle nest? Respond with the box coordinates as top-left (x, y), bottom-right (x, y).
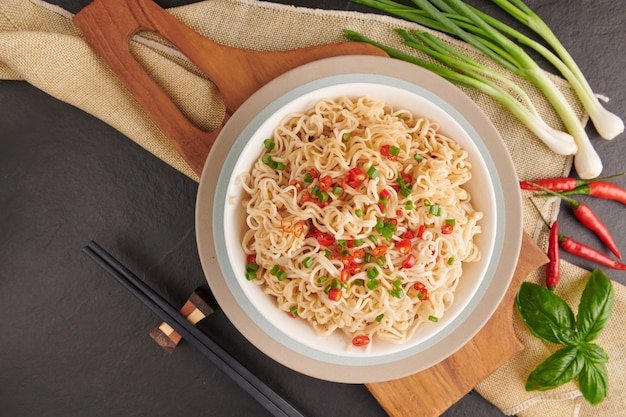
top-left (239, 96), bottom-right (482, 349)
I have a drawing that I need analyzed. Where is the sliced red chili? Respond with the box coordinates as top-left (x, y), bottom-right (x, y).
top-left (246, 254), bottom-right (257, 264)
top-left (402, 253), bottom-right (417, 269)
top-left (307, 227), bottom-right (336, 246)
top-left (396, 238), bottom-right (412, 254)
top-left (327, 288), bottom-right (342, 301)
top-left (344, 167), bottom-right (367, 188)
top-left (380, 144), bottom-right (398, 161)
top-left (416, 225), bottom-right (426, 238)
top-left (309, 168), bottom-right (319, 179)
top-left (340, 268), bottom-right (350, 282)
top-left (352, 335), bottom-right (371, 347)
top-left (318, 175), bottom-right (333, 191)
top-left (413, 282), bottom-right (429, 300)
top-left (441, 224), bottom-right (454, 234)
top-left (372, 246), bottom-right (387, 256)
top-left (403, 230), bottom-right (415, 239)
top-left (379, 189), bottom-right (392, 200)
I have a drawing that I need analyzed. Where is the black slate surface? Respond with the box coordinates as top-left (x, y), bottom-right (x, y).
top-left (1, 1), bottom-right (624, 416)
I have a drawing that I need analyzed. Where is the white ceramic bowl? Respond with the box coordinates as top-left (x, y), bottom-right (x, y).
top-left (196, 55), bottom-right (522, 383)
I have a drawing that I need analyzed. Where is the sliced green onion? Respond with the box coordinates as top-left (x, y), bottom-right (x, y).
top-left (445, 218), bottom-right (456, 226)
top-left (367, 279), bottom-right (381, 290)
top-left (389, 145), bottom-right (401, 156)
top-left (333, 186), bottom-right (344, 196)
top-left (245, 271), bottom-right (257, 280)
top-left (405, 200), bottom-right (414, 210)
top-left (277, 270), bottom-right (287, 281)
top-left (302, 257), bottom-right (314, 268)
top-left (355, 208), bottom-right (363, 217)
top-left (303, 172), bottom-right (314, 183)
top-left (261, 154), bottom-right (272, 164)
top-left (389, 288), bottom-right (404, 298)
top-left (246, 262), bottom-right (259, 273)
top-left (318, 190), bottom-right (329, 203)
top-left (270, 265), bottom-right (280, 275)
top-left (447, 257), bottom-right (455, 265)
top-left (317, 276), bottom-right (328, 283)
top-left (289, 305), bottom-right (298, 317)
top-left (342, 132), bottom-right (351, 142)
top-left (429, 204), bottom-right (441, 216)
top-left (354, 279), bottom-right (365, 286)
top-left (428, 315), bottom-right (439, 322)
top-left (375, 313), bottom-right (385, 322)
top-left (263, 138), bottom-right (275, 151)
top-left (367, 267), bottom-right (379, 279)
top-left (367, 166), bottom-right (379, 179)
top-left (414, 153), bottom-right (424, 162)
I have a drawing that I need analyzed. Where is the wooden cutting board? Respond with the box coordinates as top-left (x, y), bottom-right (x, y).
top-left (73, 1), bottom-right (548, 415)
top-left (366, 232), bottom-right (547, 416)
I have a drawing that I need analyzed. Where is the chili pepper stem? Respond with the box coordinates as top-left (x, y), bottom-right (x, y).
top-left (527, 182), bottom-right (580, 208)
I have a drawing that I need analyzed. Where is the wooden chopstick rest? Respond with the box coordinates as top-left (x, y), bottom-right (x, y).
top-left (150, 287), bottom-right (215, 353)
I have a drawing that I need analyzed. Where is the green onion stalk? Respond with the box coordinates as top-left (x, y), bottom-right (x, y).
top-left (344, 29), bottom-right (577, 156)
top-left (348, 0), bottom-right (608, 178)
top-left (490, 0), bottom-right (624, 140)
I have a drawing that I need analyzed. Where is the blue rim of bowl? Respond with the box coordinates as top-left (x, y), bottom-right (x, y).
top-left (211, 72), bottom-right (505, 367)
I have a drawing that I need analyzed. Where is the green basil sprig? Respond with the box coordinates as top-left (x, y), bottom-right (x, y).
top-left (515, 269), bottom-right (614, 405)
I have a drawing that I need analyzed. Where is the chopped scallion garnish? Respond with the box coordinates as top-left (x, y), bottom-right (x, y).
top-left (263, 138), bottom-right (275, 151)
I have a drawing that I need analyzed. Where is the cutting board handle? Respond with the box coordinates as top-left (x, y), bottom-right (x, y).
top-left (73, 0), bottom-right (387, 176)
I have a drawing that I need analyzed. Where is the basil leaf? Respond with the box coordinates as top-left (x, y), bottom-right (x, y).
top-left (525, 346), bottom-right (584, 391)
top-left (515, 282), bottom-right (577, 345)
top-left (577, 360), bottom-right (609, 405)
top-left (578, 342), bottom-right (609, 364)
top-left (577, 269), bottom-right (615, 342)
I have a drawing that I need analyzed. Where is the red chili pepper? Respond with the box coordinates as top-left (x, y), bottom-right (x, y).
top-left (309, 168), bottom-right (319, 179)
top-left (380, 144), bottom-right (398, 161)
top-left (343, 168), bottom-right (367, 188)
top-left (416, 224), bottom-right (426, 238)
top-left (307, 227), bottom-right (335, 246)
top-left (562, 181), bottom-right (626, 205)
top-left (352, 335), bottom-right (370, 347)
top-left (546, 221), bottom-right (561, 290)
top-left (401, 253), bottom-right (417, 268)
top-left (246, 254), bottom-right (257, 264)
top-left (519, 172), bottom-right (626, 192)
top-left (318, 175), bottom-right (333, 191)
top-left (529, 182), bottom-right (622, 259)
top-left (340, 268), bottom-right (350, 282)
top-left (559, 233), bottom-right (626, 270)
top-left (328, 288), bottom-right (342, 301)
top-left (413, 282), bottom-right (429, 300)
top-left (441, 224), bottom-right (454, 234)
top-left (396, 238), bottom-right (412, 254)
top-left (372, 246), bottom-right (387, 256)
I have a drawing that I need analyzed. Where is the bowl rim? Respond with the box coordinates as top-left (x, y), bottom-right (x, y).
top-left (196, 55), bottom-right (522, 383)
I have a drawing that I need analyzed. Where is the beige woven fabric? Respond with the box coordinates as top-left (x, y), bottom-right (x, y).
top-left (1, 0), bottom-right (623, 415)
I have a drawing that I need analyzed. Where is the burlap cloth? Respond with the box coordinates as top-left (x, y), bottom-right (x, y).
top-left (1, 0), bottom-right (623, 415)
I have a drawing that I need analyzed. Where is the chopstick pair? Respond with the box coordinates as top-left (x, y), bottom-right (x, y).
top-left (83, 241), bottom-right (304, 417)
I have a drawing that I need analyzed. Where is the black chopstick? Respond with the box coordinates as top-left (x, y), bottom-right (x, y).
top-left (83, 241), bottom-right (305, 417)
